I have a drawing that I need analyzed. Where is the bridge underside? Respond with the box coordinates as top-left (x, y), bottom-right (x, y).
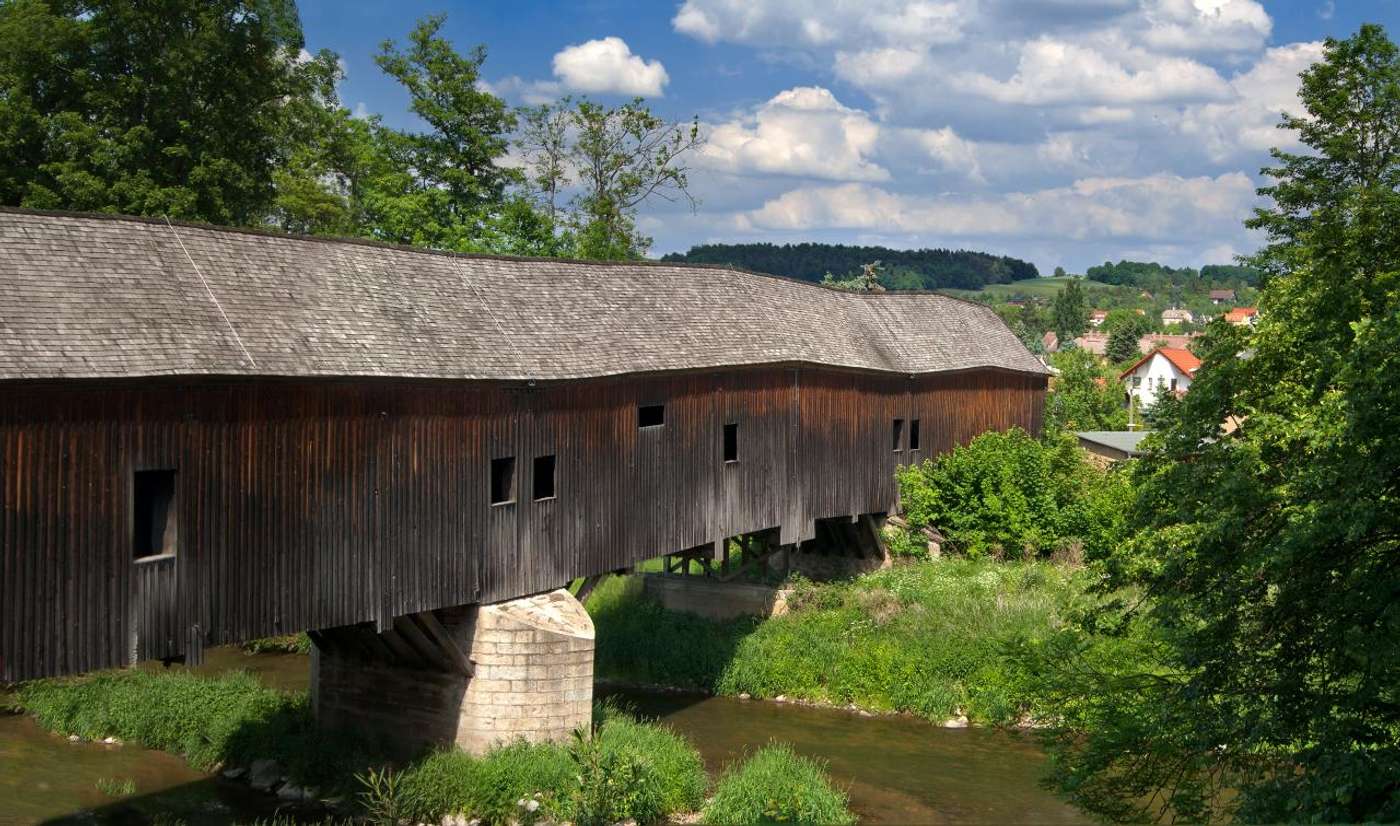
top-left (310, 589), bottom-right (594, 756)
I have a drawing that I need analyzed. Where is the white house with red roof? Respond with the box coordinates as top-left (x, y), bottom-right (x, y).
top-left (1121, 347), bottom-right (1201, 409)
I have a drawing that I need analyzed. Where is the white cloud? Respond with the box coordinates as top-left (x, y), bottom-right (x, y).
top-left (552, 37), bottom-right (669, 97)
top-left (700, 87), bottom-right (889, 182)
top-left (911, 127), bottom-right (984, 182)
top-left (739, 172), bottom-right (1259, 242)
top-left (951, 38), bottom-right (1231, 105)
top-left (673, 0), bottom-right (968, 48)
top-left (1175, 42), bottom-right (1324, 161)
top-left (1140, 0), bottom-right (1272, 54)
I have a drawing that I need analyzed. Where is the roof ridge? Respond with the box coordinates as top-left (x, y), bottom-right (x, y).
top-left (0, 207), bottom-right (991, 307)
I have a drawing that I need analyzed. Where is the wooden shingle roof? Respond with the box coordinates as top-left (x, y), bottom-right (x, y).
top-left (0, 210), bottom-right (1047, 382)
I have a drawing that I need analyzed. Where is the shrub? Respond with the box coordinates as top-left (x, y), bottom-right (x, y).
top-left (593, 714), bottom-right (707, 815)
top-left (702, 744), bottom-right (855, 826)
top-left (898, 427), bottom-right (1130, 560)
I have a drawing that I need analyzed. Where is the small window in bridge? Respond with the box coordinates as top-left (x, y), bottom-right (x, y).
top-left (723, 423), bottom-right (739, 463)
top-left (491, 457), bottom-right (516, 505)
top-left (533, 455), bottom-right (556, 501)
top-left (892, 419), bottom-right (905, 452)
top-left (133, 469), bottom-right (177, 559)
top-left (909, 419), bottom-right (921, 452)
top-left (638, 404), bottom-right (665, 428)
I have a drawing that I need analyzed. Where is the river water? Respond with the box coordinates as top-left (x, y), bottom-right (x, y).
top-left (1, 649), bottom-right (1087, 825)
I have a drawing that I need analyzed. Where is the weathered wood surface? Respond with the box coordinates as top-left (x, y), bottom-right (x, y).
top-left (0, 366), bottom-right (1044, 681)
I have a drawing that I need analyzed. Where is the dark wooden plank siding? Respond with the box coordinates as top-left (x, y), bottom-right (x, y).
top-left (0, 366), bottom-right (1045, 681)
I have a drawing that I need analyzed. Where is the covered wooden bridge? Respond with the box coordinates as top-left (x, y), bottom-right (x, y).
top-left (0, 209), bottom-right (1047, 687)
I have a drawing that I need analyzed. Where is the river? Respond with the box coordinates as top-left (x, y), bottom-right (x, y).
top-left (1, 649), bottom-right (1087, 825)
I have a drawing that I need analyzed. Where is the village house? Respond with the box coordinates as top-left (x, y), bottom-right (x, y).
top-left (1122, 347), bottom-right (1200, 409)
top-left (1210, 289), bottom-right (1236, 304)
top-left (1089, 309), bottom-right (1108, 327)
top-left (1225, 306), bottom-right (1259, 326)
top-left (1161, 307), bottom-right (1194, 326)
top-left (1072, 331), bottom-right (1110, 356)
top-left (1076, 431), bottom-right (1151, 466)
top-left (1041, 330), bottom-right (1059, 352)
top-left (1138, 332), bottom-right (1201, 354)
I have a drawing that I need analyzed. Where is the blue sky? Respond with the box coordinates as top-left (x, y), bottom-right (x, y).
top-left (299, 1), bottom-right (1398, 273)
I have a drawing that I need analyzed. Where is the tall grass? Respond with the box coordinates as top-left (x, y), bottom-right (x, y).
top-left (377, 709), bottom-right (707, 824)
top-left (702, 744), bottom-right (855, 826)
top-left (591, 558), bottom-right (1091, 723)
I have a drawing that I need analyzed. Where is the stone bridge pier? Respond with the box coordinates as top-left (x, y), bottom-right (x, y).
top-left (309, 589), bottom-right (594, 756)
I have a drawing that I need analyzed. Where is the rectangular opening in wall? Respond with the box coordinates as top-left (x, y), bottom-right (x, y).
top-left (133, 469), bottom-right (177, 560)
top-left (638, 403), bottom-right (665, 428)
top-left (909, 419), bottom-right (921, 451)
top-left (490, 457), bottom-right (515, 505)
top-left (532, 454), bottom-right (556, 501)
top-left (892, 418), bottom-right (905, 452)
top-left (723, 423), bottom-right (739, 463)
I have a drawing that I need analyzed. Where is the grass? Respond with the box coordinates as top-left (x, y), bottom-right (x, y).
top-left (703, 744), bottom-right (856, 826)
top-left (240, 632), bottom-right (312, 655)
top-left (16, 668), bottom-right (382, 791)
top-left (589, 557), bottom-right (1092, 723)
top-left (383, 707), bottom-right (708, 825)
top-left (942, 277), bottom-right (1117, 300)
top-left (95, 776), bottom-right (137, 797)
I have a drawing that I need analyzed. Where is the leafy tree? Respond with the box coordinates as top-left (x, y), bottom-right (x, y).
top-left (1044, 349), bottom-right (1128, 433)
top-left (0, 0), bottom-right (314, 224)
top-left (1053, 266), bottom-right (1067, 278)
top-left (1052, 279), bottom-right (1088, 341)
top-left (515, 97), bottom-right (702, 260)
top-left (897, 428), bottom-right (1131, 561)
top-left (1102, 310), bottom-right (1151, 363)
top-left (1036, 25), bottom-right (1400, 822)
top-left (566, 99), bottom-right (702, 260)
top-left (357, 15), bottom-right (520, 250)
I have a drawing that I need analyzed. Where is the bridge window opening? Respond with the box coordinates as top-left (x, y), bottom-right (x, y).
top-left (723, 423), bottom-right (739, 463)
top-left (638, 403), bottom-right (665, 428)
top-left (909, 419), bottom-right (921, 451)
top-left (133, 469), bottom-right (177, 559)
top-left (490, 457), bottom-right (515, 505)
top-left (892, 418), bottom-right (905, 452)
top-left (533, 455), bottom-right (556, 501)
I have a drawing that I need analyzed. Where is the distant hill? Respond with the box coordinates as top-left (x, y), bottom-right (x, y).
top-left (661, 242), bottom-right (1039, 290)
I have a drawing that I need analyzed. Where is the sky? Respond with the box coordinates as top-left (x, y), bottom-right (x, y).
top-left (298, 0), bottom-right (1399, 274)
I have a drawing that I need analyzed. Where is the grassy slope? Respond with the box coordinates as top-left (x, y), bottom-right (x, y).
top-left (941, 277), bottom-right (1117, 300)
top-left (589, 558), bottom-right (1090, 723)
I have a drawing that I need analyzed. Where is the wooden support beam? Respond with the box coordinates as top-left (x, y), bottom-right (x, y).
top-left (411, 611), bottom-right (473, 676)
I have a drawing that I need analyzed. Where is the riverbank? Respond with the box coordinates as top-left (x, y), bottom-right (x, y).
top-left (589, 556), bottom-right (1094, 726)
top-left (8, 666), bottom-right (855, 825)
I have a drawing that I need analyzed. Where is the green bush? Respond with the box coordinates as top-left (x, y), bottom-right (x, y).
top-left (702, 744), bottom-right (855, 826)
top-left (898, 427), bottom-right (1130, 560)
top-left (240, 632), bottom-right (312, 655)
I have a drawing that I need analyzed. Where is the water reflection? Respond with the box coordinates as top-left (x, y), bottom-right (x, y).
top-left (602, 689), bottom-right (1089, 825)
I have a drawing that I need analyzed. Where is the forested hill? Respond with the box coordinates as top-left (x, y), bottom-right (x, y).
top-left (661, 243), bottom-right (1039, 290)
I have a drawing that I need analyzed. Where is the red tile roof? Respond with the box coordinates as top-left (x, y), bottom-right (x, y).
top-left (1120, 347), bottom-right (1201, 379)
top-left (1224, 307), bottom-right (1258, 323)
